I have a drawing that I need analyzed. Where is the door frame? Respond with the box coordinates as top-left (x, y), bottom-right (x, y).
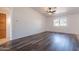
top-left (0, 8), bottom-right (12, 48)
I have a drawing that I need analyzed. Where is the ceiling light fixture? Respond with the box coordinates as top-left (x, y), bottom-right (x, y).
top-left (47, 7), bottom-right (56, 15)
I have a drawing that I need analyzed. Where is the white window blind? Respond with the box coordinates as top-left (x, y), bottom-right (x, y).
top-left (53, 16), bottom-right (67, 26)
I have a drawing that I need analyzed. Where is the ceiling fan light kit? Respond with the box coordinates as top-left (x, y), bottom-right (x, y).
top-left (47, 7), bottom-right (56, 15)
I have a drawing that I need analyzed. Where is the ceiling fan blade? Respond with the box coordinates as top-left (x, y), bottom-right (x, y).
top-left (51, 10), bottom-right (56, 13)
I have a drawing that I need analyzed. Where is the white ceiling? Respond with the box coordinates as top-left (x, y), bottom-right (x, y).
top-left (32, 7), bottom-right (79, 16)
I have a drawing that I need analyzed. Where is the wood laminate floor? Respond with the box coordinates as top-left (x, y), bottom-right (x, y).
top-left (0, 31), bottom-right (79, 51)
top-left (9, 32), bottom-right (79, 51)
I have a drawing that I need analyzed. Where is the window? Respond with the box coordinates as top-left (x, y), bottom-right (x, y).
top-left (53, 16), bottom-right (67, 26)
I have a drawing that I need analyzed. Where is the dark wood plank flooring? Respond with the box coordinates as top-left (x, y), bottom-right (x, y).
top-left (9, 31), bottom-right (79, 51)
top-left (0, 31), bottom-right (78, 51)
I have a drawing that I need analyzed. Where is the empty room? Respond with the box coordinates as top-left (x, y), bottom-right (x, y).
top-left (0, 7), bottom-right (79, 51)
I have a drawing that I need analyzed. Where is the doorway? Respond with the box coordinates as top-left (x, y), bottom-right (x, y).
top-left (0, 13), bottom-right (7, 47)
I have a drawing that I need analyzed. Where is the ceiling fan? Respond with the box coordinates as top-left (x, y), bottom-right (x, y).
top-left (47, 7), bottom-right (56, 15)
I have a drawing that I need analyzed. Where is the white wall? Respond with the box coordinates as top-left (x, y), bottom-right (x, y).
top-left (12, 7), bottom-right (46, 40)
top-left (46, 14), bottom-right (79, 34)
